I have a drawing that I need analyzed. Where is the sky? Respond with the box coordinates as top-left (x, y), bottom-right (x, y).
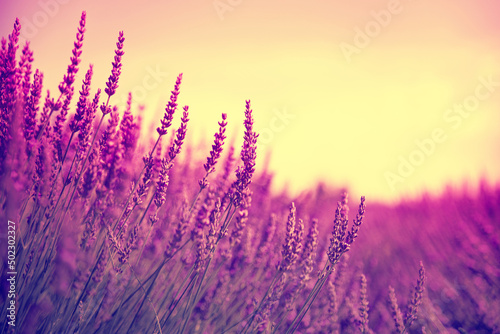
top-left (1, 0), bottom-right (500, 202)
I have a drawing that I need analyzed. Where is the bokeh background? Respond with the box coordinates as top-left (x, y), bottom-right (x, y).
top-left (1, 0), bottom-right (499, 202)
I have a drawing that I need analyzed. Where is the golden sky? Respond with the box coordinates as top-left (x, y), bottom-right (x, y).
top-left (1, 0), bottom-right (500, 202)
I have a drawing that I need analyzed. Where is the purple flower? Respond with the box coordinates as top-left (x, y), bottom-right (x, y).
top-left (1, 18), bottom-right (21, 96)
top-left (0, 18), bottom-right (21, 174)
top-left (102, 30), bottom-right (125, 110)
top-left (154, 134), bottom-right (163, 173)
top-left (300, 218), bottom-right (318, 281)
top-left (23, 69), bottom-right (43, 157)
top-left (229, 188), bottom-right (252, 248)
top-left (154, 158), bottom-right (170, 208)
top-left (404, 262), bottom-right (426, 328)
top-left (58, 11), bottom-right (86, 96)
top-left (78, 147), bottom-right (98, 200)
top-left (119, 223), bottom-right (140, 264)
top-left (328, 194), bottom-right (365, 264)
top-left (75, 89), bottom-right (99, 161)
top-left (357, 274), bottom-right (370, 333)
top-left (18, 41), bottom-right (34, 102)
top-left (157, 73), bottom-right (182, 136)
top-left (206, 198), bottom-right (222, 254)
top-left (107, 226), bottom-right (124, 257)
top-left (118, 92), bottom-right (139, 158)
top-left (132, 154), bottom-right (155, 205)
top-left (199, 113), bottom-right (227, 188)
top-left (388, 286), bottom-right (405, 333)
top-left (204, 113), bottom-right (228, 174)
top-left (195, 187), bottom-right (216, 231)
top-left (338, 192), bottom-right (350, 239)
top-left (100, 107), bottom-right (122, 189)
top-left (232, 100), bottom-right (258, 205)
top-left (345, 196), bottom-right (366, 245)
top-left (32, 137), bottom-right (48, 198)
top-left (99, 107), bottom-right (120, 166)
top-left (69, 64), bottom-right (93, 133)
top-left (279, 202), bottom-right (301, 272)
top-left (168, 105), bottom-right (190, 162)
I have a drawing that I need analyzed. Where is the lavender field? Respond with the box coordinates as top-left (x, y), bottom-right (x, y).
top-left (1, 12), bottom-right (499, 334)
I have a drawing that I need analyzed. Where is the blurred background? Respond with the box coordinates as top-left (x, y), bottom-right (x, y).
top-left (1, 0), bottom-right (499, 203)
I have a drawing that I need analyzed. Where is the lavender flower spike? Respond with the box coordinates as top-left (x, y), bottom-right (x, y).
top-left (199, 113), bottom-right (227, 188)
top-left (168, 105), bottom-right (190, 162)
top-left (52, 87), bottom-right (74, 163)
top-left (279, 202), bottom-right (298, 272)
top-left (345, 196), bottom-right (366, 245)
top-left (0, 18), bottom-right (21, 174)
top-left (388, 286), bottom-right (405, 333)
top-left (358, 274), bottom-right (370, 333)
top-left (102, 30), bottom-right (125, 112)
top-left (18, 41), bottom-right (34, 102)
top-left (157, 73), bottom-right (183, 136)
top-left (204, 113), bottom-right (228, 174)
top-left (119, 92), bottom-right (139, 158)
top-left (23, 69), bottom-right (43, 157)
top-left (58, 11), bottom-right (86, 96)
top-left (233, 100), bottom-right (258, 205)
top-left (154, 158), bottom-right (170, 209)
top-left (69, 64), bottom-right (93, 133)
top-left (405, 262), bottom-right (426, 328)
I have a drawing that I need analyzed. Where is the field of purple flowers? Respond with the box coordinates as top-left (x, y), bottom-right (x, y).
top-left (1, 12), bottom-right (499, 334)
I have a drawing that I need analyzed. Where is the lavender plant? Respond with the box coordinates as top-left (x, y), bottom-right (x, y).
top-left (1, 12), bottom-right (499, 334)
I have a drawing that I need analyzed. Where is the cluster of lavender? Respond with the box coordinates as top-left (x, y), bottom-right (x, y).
top-left (1, 12), bottom-right (497, 334)
top-left (348, 184), bottom-right (500, 333)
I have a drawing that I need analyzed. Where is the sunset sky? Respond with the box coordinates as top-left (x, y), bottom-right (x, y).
top-left (1, 0), bottom-right (499, 202)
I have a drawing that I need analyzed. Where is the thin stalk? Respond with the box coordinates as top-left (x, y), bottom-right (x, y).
top-left (161, 270), bottom-right (197, 329)
top-left (239, 272), bottom-right (281, 334)
top-left (123, 260), bottom-right (165, 331)
top-left (285, 257), bottom-right (343, 334)
top-left (286, 273), bottom-right (330, 334)
top-left (124, 262), bottom-right (163, 334)
top-left (178, 255), bottom-right (213, 334)
top-left (122, 239), bottom-right (189, 309)
top-left (63, 245), bottom-right (107, 333)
